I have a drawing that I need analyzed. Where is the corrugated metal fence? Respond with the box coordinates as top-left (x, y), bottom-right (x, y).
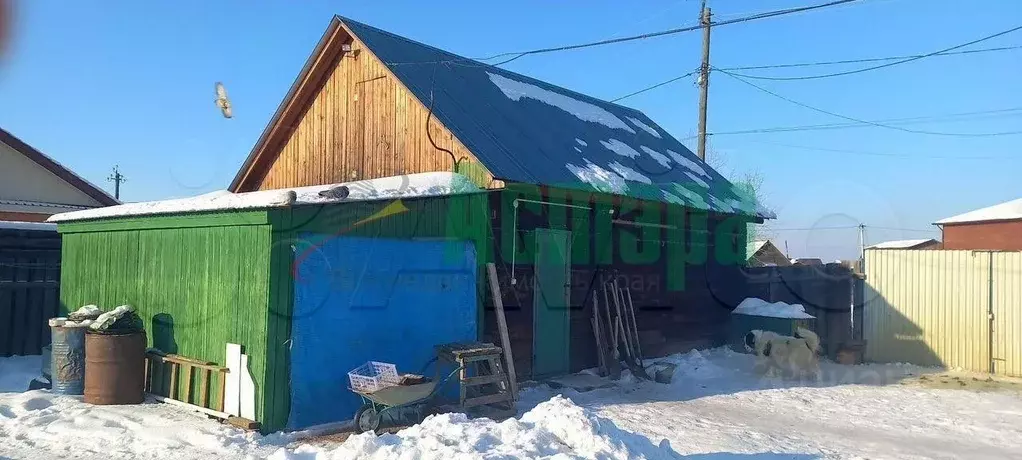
top-left (863, 250), bottom-right (1022, 377)
top-left (0, 227), bottom-right (61, 357)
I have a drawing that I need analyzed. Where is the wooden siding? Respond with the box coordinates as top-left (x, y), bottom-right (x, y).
top-left (59, 219), bottom-right (274, 422)
top-left (255, 36), bottom-right (492, 191)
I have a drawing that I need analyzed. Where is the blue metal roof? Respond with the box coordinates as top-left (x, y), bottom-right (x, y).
top-left (340, 17), bottom-right (772, 219)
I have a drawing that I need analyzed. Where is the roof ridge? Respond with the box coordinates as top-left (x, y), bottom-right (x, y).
top-left (335, 15), bottom-right (646, 116)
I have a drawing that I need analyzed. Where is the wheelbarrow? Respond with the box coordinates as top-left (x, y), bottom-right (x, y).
top-left (350, 357), bottom-right (462, 434)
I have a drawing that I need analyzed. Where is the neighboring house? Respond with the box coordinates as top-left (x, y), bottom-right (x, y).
top-left (0, 128), bottom-right (118, 222)
top-left (934, 198), bottom-right (1022, 250)
top-left (746, 240), bottom-right (790, 267)
top-left (866, 239), bottom-right (941, 250)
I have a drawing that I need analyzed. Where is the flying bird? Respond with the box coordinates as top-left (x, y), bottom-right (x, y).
top-left (215, 82), bottom-right (232, 118)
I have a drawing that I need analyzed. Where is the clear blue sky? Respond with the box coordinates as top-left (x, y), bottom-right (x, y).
top-left (1, 0), bottom-right (1019, 259)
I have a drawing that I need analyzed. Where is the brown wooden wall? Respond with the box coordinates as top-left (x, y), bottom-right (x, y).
top-left (256, 35), bottom-right (492, 191)
top-left (0, 211), bottom-right (50, 222)
top-left (942, 220), bottom-right (1022, 251)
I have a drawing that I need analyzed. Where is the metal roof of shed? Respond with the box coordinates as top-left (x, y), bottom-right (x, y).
top-left (340, 17), bottom-right (772, 219)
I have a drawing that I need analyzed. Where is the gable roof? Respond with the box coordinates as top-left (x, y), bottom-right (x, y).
top-left (0, 127), bottom-right (119, 206)
top-left (232, 16), bottom-right (772, 219)
top-left (934, 198), bottom-right (1022, 225)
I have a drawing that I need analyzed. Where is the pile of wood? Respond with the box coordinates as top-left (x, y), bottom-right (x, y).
top-left (590, 279), bottom-right (648, 379)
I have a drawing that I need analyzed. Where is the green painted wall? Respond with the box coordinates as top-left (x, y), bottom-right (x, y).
top-left (59, 211), bottom-right (274, 423)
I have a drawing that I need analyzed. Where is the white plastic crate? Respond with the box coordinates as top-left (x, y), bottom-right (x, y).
top-left (348, 361), bottom-right (400, 393)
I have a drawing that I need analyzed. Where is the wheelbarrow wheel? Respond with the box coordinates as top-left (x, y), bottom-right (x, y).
top-left (354, 403), bottom-right (381, 434)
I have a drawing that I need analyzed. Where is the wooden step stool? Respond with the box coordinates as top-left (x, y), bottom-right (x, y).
top-left (435, 341), bottom-right (516, 420)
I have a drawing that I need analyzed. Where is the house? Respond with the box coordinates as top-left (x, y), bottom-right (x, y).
top-left (0, 127), bottom-right (118, 222)
top-left (746, 240), bottom-right (790, 267)
top-left (934, 198), bottom-right (1022, 250)
top-left (866, 239), bottom-right (941, 250)
top-left (51, 17), bottom-right (770, 432)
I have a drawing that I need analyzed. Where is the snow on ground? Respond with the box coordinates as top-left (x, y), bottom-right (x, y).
top-left (3, 349), bottom-right (1022, 459)
top-left (732, 298), bottom-right (816, 319)
top-left (0, 355), bottom-right (42, 392)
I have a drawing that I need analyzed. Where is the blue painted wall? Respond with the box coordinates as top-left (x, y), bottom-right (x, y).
top-left (287, 236), bottom-right (478, 429)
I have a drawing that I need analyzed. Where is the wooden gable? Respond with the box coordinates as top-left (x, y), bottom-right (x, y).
top-left (233, 20), bottom-right (493, 192)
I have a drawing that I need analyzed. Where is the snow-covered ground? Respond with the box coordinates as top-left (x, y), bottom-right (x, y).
top-left (2, 349), bottom-right (1021, 459)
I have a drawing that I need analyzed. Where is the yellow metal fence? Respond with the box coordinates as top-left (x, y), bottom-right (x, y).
top-left (863, 250), bottom-right (1022, 377)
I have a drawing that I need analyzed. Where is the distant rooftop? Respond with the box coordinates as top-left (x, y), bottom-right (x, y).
top-left (866, 239), bottom-right (939, 250)
top-left (935, 198), bottom-right (1022, 225)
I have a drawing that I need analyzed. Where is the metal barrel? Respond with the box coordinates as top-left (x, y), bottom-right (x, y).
top-left (84, 331), bottom-right (146, 405)
top-left (50, 326), bottom-right (87, 395)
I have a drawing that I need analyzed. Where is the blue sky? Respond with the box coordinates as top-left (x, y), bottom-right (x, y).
top-left (0, 0), bottom-right (1019, 259)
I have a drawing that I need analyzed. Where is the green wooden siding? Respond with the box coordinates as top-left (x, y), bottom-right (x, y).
top-left (59, 215), bottom-right (273, 422)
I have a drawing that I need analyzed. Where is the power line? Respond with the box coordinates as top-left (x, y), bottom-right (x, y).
top-left (611, 70), bottom-right (699, 102)
top-left (385, 0), bottom-right (860, 68)
top-left (710, 107), bottom-right (1022, 136)
top-left (715, 68), bottom-right (1022, 137)
top-left (611, 45), bottom-right (1021, 102)
top-left (723, 25), bottom-right (1022, 80)
top-left (718, 44), bottom-right (1022, 71)
top-left (737, 138), bottom-right (1012, 160)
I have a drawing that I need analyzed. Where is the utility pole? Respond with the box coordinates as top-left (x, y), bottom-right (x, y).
top-left (107, 165), bottom-right (126, 200)
top-left (696, 0), bottom-right (712, 161)
top-left (858, 223), bottom-right (866, 262)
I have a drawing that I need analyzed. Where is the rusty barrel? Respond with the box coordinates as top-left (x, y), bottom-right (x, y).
top-left (50, 325), bottom-right (87, 395)
top-left (84, 331), bottom-right (146, 405)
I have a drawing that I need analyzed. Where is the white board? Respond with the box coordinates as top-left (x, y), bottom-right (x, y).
top-left (224, 343), bottom-right (242, 417)
top-left (240, 354), bottom-right (256, 420)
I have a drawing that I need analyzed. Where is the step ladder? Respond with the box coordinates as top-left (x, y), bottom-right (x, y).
top-left (435, 341), bottom-right (516, 420)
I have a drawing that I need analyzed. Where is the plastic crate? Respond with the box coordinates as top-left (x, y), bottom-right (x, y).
top-left (348, 361), bottom-right (400, 393)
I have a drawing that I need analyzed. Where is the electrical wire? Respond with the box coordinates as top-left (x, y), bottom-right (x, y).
top-left (611, 45), bottom-right (1022, 102)
top-left (716, 68), bottom-right (1022, 137)
top-left (723, 25), bottom-right (1022, 80)
top-left (710, 107), bottom-right (1022, 136)
top-left (611, 70), bottom-right (699, 102)
top-left (718, 44), bottom-right (1022, 71)
top-left (384, 0), bottom-right (860, 67)
top-left (735, 138), bottom-right (1012, 160)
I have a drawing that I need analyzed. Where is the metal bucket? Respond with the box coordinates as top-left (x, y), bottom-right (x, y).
top-left (84, 331), bottom-right (146, 405)
top-left (50, 326), bottom-right (87, 395)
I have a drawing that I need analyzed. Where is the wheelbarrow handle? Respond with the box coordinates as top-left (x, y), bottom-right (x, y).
top-left (417, 356), bottom-right (439, 375)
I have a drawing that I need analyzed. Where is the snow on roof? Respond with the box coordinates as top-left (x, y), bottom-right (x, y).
top-left (0, 221), bottom-right (58, 232)
top-left (732, 298), bottom-right (815, 319)
top-left (747, 240), bottom-right (769, 256)
top-left (626, 116), bottom-right (662, 139)
top-left (866, 239), bottom-right (938, 249)
top-left (486, 72), bottom-right (637, 134)
top-left (934, 198), bottom-right (1022, 225)
top-left (49, 172), bottom-right (480, 223)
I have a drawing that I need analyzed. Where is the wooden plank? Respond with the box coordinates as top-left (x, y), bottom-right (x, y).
top-left (224, 343), bottom-right (242, 416)
top-left (463, 392), bottom-right (512, 408)
top-left (485, 263), bottom-right (518, 399)
top-left (149, 393), bottom-right (230, 419)
top-left (463, 374), bottom-right (505, 387)
top-left (182, 365), bottom-right (193, 405)
top-left (227, 416), bottom-right (261, 431)
top-left (217, 368), bottom-right (228, 412)
top-left (199, 368), bottom-right (210, 409)
top-left (169, 363), bottom-right (179, 400)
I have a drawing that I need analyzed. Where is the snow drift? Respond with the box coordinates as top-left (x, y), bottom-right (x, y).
top-left (268, 396), bottom-right (679, 460)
